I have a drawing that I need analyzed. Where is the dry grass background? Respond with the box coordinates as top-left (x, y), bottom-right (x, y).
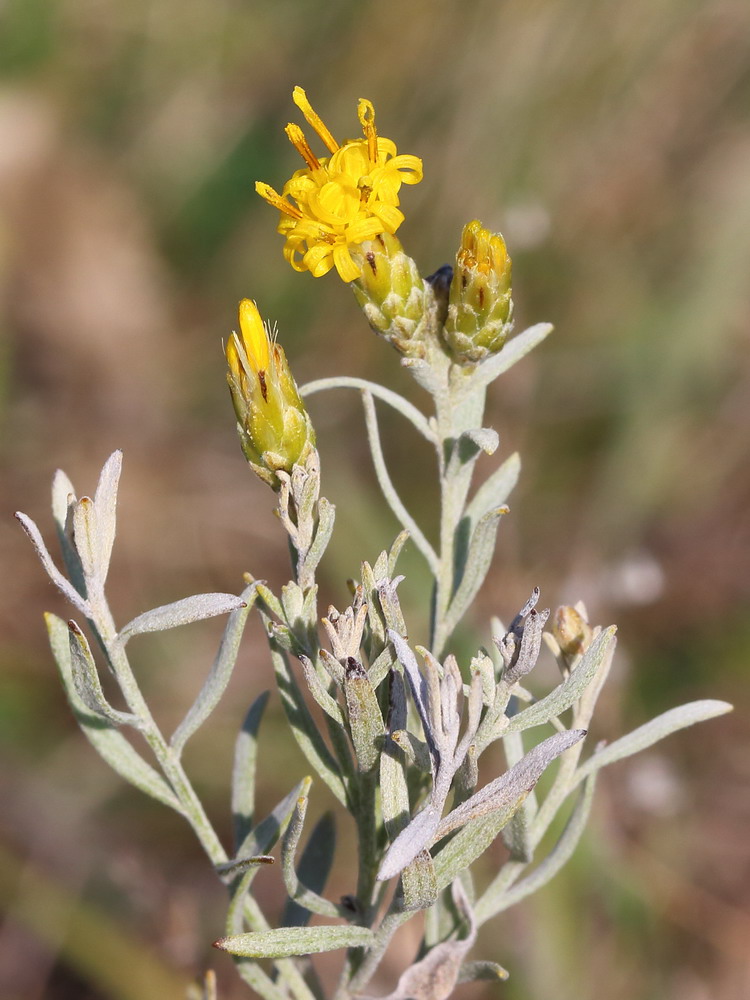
top-left (1, 1), bottom-right (749, 998)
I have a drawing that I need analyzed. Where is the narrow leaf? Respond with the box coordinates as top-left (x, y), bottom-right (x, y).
top-left (378, 804), bottom-right (442, 882)
top-left (282, 812), bottom-right (336, 928)
top-left (344, 657), bottom-right (385, 771)
top-left (380, 738), bottom-right (411, 843)
top-left (235, 779), bottom-right (309, 865)
top-left (472, 323), bottom-right (553, 390)
top-left (214, 925), bottom-right (374, 959)
top-left (171, 582), bottom-right (258, 754)
top-left (92, 450), bottom-right (122, 585)
top-left (464, 452), bottom-right (520, 536)
top-left (68, 621), bottom-right (139, 728)
top-left (51, 469), bottom-right (86, 596)
top-left (71, 497), bottom-right (98, 585)
top-left (575, 699), bottom-right (733, 785)
top-left (299, 496), bottom-right (336, 581)
top-left (46, 614), bottom-right (183, 814)
top-left (232, 691), bottom-right (270, 848)
top-left (120, 592), bottom-right (246, 642)
top-left (477, 775), bottom-right (597, 922)
top-left (445, 506), bottom-right (509, 638)
top-left (281, 785), bottom-right (342, 919)
top-left (507, 626), bottom-right (617, 732)
top-left (16, 513), bottom-right (90, 616)
top-left (399, 849), bottom-right (438, 912)
top-left (267, 631), bottom-right (347, 805)
top-left (436, 729), bottom-right (586, 839)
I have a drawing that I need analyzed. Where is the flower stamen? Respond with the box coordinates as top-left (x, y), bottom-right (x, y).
top-left (292, 86), bottom-right (339, 154)
top-left (284, 123), bottom-right (321, 171)
top-left (255, 182), bottom-right (304, 220)
top-left (357, 99), bottom-right (378, 162)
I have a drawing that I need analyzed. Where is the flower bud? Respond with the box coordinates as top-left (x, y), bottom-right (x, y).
top-left (226, 299), bottom-right (316, 489)
top-left (443, 220), bottom-right (513, 365)
top-left (552, 605), bottom-right (594, 663)
top-left (351, 233), bottom-right (436, 358)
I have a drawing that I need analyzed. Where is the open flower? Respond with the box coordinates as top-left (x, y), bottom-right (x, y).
top-left (256, 87), bottom-right (422, 282)
top-left (226, 298), bottom-right (315, 488)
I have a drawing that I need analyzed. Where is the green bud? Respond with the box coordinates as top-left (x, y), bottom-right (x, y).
top-left (226, 299), bottom-right (316, 489)
top-left (443, 219), bottom-right (513, 365)
top-left (351, 233), bottom-right (437, 358)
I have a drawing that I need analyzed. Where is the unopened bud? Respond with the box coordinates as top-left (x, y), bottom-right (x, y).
top-left (351, 233), bottom-right (436, 358)
top-left (552, 606), bottom-right (594, 662)
top-left (226, 299), bottom-right (316, 489)
top-left (443, 219), bottom-right (513, 365)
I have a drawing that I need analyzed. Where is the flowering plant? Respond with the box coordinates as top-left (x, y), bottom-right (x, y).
top-left (17, 88), bottom-right (731, 1000)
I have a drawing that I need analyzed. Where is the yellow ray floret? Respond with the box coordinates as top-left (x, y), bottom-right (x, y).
top-left (256, 87), bottom-right (423, 282)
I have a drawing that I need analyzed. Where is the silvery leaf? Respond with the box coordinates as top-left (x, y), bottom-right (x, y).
top-left (378, 804), bottom-right (442, 882)
top-left (92, 450), bottom-right (122, 585)
top-left (234, 779), bottom-right (308, 863)
top-left (471, 323), bottom-right (553, 391)
top-left (282, 811), bottom-right (336, 928)
top-left (281, 784), bottom-right (342, 919)
top-left (51, 469), bottom-right (86, 595)
top-left (16, 513), bottom-right (90, 617)
top-left (364, 880), bottom-right (475, 1000)
top-left (388, 630), bottom-right (436, 768)
top-left (436, 729), bottom-right (586, 840)
top-left (464, 452), bottom-right (520, 536)
top-left (507, 626), bottom-right (617, 732)
top-left (344, 657), bottom-right (385, 771)
top-left (214, 924), bottom-right (374, 958)
top-left (170, 582), bottom-right (258, 754)
top-left (500, 729), bottom-right (534, 861)
top-left (232, 691), bottom-right (270, 848)
top-left (267, 631), bottom-right (347, 805)
top-left (477, 774), bottom-right (597, 922)
top-left (46, 613), bottom-right (183, 814)
top-left (71, 497), bottom-right (98, 586)
top-left (574, 699), bottom-right (733, 784)
top-left (299, 496), bottom-right (336, 580)
top-left (445, 505), bottom-right (509, 638)
top-left (380, 738), bottom-right (411, 841)
top-left (398, 849), bottom-right (438, 912)
top-left (119, 592), bottom-right (246, 642)
top-left (68, 621), bottom-right (140, 728)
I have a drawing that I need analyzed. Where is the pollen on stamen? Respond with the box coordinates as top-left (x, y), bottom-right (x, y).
top-left (255, 182), bottom-right (304, 219)
top-left (357, 99), bottom-right (378, 161)
top-left (284, 123), bottom-right (320, 171)
top-left (292, 86), bottom-right (339, 154)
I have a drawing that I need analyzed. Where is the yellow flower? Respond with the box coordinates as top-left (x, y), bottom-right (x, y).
top-left (256, 87), bottom-right (422, 282)
top-left (227, 299), bottom-right (315, 488)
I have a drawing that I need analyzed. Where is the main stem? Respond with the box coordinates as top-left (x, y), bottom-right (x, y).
top-left (429, 359), bottom-right (487, 658)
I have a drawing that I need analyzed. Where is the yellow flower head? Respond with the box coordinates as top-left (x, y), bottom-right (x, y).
top-left (227, 298), bottom-right (315, 488)
top-left (256, 87), bottom-right (423, 282)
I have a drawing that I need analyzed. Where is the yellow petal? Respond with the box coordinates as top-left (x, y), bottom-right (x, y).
top-left (238, 299), bottom-right (270, 373)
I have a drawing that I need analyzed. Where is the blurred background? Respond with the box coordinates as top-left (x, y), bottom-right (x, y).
top-left (1, 0), bottom-right (749, 997)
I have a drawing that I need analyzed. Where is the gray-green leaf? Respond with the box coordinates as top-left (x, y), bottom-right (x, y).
top-left (46, 613), bottom-right (183, 814)
top-left (506, 626), bottom-right (616, 733)
top-left (214, 925), bottom-right (374, 958)
top-left (119, 592), bottom-right (246, 642)
top-left (68, 621), bottom-right (140, 728)
top-left (170, 582), bottom-right (258, 754)
top-left (574, 699), bottom-right (733, 785)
